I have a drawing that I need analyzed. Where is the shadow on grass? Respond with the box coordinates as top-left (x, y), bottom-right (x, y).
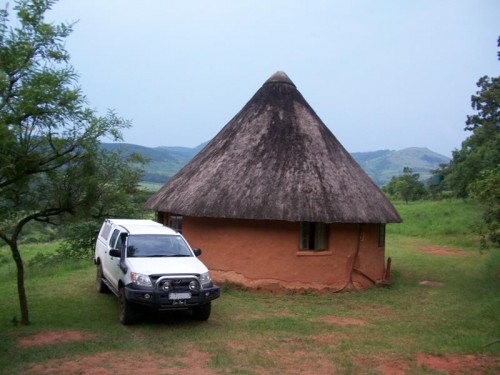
top-left (133, 308), bottom-right (208, 326)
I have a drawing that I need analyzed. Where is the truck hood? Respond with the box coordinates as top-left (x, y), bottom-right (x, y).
top-left (126, 257), bottom-right (208, 276)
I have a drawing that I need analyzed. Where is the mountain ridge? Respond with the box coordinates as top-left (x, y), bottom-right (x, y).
top-left (350, 147), bottom-right (449, 185)
top-left (101, 143), bottom-right (449, 186)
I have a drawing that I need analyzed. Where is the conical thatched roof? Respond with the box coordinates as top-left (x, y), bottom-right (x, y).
top-left (146, 71), bottom-right (401, 224)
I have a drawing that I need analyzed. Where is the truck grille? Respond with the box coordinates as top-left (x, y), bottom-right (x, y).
top-left (150, 275), bottom-right (198, 293)
top-left (149, 275), bottom-right (201, 309)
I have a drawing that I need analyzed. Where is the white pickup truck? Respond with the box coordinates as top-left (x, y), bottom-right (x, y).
top-left (94, 219), bottom-right (220, 324)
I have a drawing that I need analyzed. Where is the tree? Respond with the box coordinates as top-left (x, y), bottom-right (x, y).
top-left (382, 167), bottom-right (427, 203)
top-left (443, 74), bottom-right (500, 198)
top-left (440, 37), bottom-right (500, 198)
top-left (54, 148), bottom-right (150, 260)
top-left (436, 36), bottom-right (499, 246)
top-left (469, 164), bottom-right (500, 247)
top-left (0, 0), bottom-right (145, 325)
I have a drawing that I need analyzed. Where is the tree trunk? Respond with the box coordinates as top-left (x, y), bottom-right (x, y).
top-left (9, 241), bottom-right (30, 325)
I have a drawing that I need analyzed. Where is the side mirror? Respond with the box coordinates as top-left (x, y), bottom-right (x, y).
top-left (109, 249), bottom-right (121, 258)
top-left (193, 248), bottom-right (202, 257)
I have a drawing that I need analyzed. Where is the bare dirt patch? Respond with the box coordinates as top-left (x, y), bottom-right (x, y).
top-left (416, 353), bottom-right (500, 374)
top-left (212, 270), bottom-right (359, 293)
top-left (419, 246), bottom-right (466, 256)
top-left (419, 280), bottom-right (445, 286)
top-left (25, 350), bottom-right (215, 375)
top-left (376, 358), bottom-right (411, 375)
top-left (317, 314), bottom-right (369, 326)
top-left (312, 332), bottom-right (346, 345)
top-left (358, 354), bottom-right (500, 375)
top-left (18, 330), bottom-right (92, 348)
top-left (266, 348), bottom-right (337, 375)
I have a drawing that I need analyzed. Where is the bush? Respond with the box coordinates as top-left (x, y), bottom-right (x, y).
top-left (57, 221), bottom-right (101, 260)
top-left (19, 222), bottom-right (60, 244)
top-left (27, 221), bottom-right (100, 267)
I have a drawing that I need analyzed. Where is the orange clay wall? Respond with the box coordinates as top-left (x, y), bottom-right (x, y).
top-left (170, 216), bottom-right (386, 289)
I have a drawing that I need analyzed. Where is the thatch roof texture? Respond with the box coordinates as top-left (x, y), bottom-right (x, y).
top-left (146, 71), bottom-right (401, 224)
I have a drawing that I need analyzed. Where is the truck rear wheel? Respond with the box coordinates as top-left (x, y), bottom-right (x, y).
top-left (96, 264), bottom-right (108, 294)
top-left (119, 287), bottom-right (139, 325)
top-left (192, 302), bottom-right (211, 320)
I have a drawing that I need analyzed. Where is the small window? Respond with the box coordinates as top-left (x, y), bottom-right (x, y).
top-left (109, 229), bottom-right (120, 248)
top-left (168, 214), bottom-right (183, 233)
top-left (300, 222), bottom-right (328, 251)
top-left (100, 223), bottom-right (112, 241)
top-left (378, 224), bottom-right (386, 247)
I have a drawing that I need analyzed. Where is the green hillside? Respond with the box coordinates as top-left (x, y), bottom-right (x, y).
top-left (102, 143), bottom-right (449, 187)
top-left (101, 143), bottom-right (205, 184)
top-left (351, 147), bottom-right (450, 185)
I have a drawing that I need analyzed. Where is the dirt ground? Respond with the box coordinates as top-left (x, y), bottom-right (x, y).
top-left (17, 329), bottom-right (500, 374)
top-left (419, 246), bottom-right (467, 256)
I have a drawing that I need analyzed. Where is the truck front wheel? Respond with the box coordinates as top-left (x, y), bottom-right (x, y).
top-left (119, 287), bottom-right (139, 325)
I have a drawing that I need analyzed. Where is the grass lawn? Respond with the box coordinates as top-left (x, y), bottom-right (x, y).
top-left (0, 200), bottom-right (498, 374)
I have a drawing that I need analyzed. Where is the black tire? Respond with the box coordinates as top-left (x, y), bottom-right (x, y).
top-left (96, 264), bottom-right (109, 294)
top-left (119, 287), bottom-right (138, 325)
top-left (192, 302), bottom-right (211, 321)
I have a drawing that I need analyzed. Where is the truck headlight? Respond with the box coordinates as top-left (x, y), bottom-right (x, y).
top-left (131, 272), bottom-right (152, 287)
top-left (199, 272), bottom-right (212, 288)
top-left (189, 280), bottom-right (200, 291)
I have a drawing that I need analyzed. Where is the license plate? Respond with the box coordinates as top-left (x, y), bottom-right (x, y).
top-left (169, 292), bottom-right (191, 300)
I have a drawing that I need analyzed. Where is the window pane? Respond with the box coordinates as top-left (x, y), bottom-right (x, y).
top-left (378, 224), bottom-right (386, 247)
top-left (100, 223), bottom-right (112, 241)
top-left (299, 222), bottom-right (328, 251)
top-left (127, 235), bottom-right (192, 257)
top-left (109, 229), bottom-right (120, 248)
top-left (300, 222), bottom-right (306, 248)
top-left (168, 214), bottom-right (183, 233)
top-left (315, 223), bottom-right (327, 249)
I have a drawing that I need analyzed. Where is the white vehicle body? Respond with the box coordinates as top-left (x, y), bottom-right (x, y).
top-left (94, 219), bottom-right (220, 324)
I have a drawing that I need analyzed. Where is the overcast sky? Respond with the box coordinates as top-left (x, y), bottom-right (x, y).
top-left (26, 1), bottom-right (500, 156)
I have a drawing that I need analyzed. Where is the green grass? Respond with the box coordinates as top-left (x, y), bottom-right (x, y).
top-left (0, 200), bottom-right (499, 374)
top-left (388, 199), bottom-right (484, 249)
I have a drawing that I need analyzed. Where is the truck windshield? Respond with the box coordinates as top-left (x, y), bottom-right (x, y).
top-left (126, 235), bottom-right (192, 258)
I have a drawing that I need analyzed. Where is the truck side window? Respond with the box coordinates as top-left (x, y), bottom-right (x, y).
top-left (100, 223), bottom-right (112, 241)
top-left (116, 233), bottom-right (126, 252)
top-left (109, 229), bottom-right (120, 249)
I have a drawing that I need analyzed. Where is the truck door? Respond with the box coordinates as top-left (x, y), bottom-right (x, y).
top-left (104, 229), bottom-right (122, 287)
top-left (110, 232), bottom-right (127, 287)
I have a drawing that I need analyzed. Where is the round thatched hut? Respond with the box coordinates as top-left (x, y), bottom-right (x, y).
top-left (145, 71), bottom-right (401, 291)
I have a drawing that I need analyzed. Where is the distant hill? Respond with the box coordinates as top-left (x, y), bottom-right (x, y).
top-left (101, 142), bottom-right (206, 184)
top-left (351, 147), bottom-right (450, 185)
top-left (101, 143), bottom-right (449, 186)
